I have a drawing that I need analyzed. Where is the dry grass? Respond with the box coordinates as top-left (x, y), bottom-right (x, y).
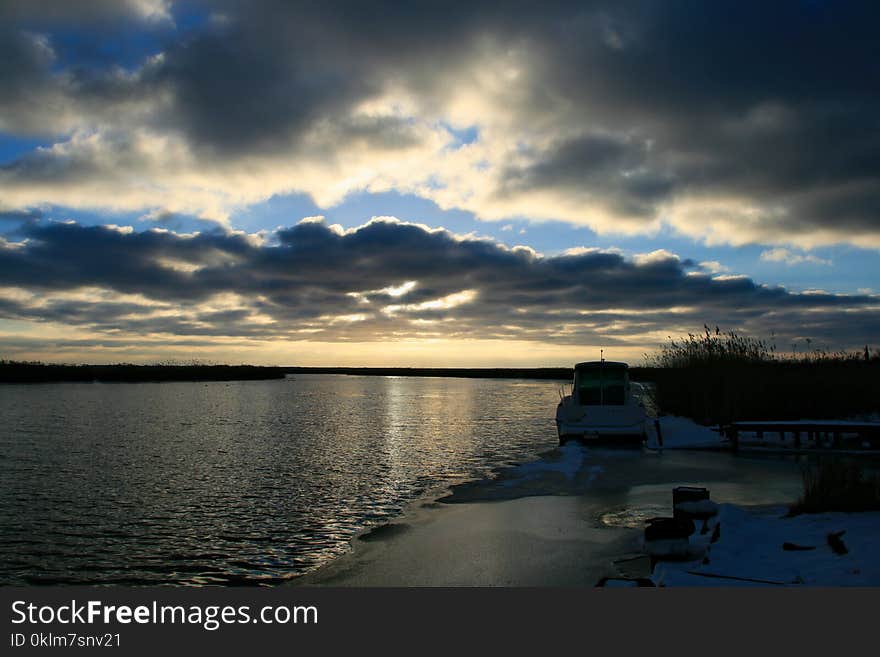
top-left (789, 459), bottom-right (880, 515)
top-left (641, 327), bottom-right (880, 424)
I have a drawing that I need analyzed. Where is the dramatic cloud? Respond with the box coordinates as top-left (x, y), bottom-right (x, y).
top-left (1, 1), bottom-right (879, 246)
top-left (1, 218), bottom-right (877, 362)
top-left (1, 2), bottom-right (878, 364)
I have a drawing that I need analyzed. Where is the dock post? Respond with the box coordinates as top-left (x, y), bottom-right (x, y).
top-left (794, 431), bottom-right (801, 447)
top-left (654, 419), bottom-right (663, 448)
top-left (729, 427), bottom-right (739, 452)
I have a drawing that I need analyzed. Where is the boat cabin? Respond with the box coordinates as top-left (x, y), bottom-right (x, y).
top-left (573, 361), bottom-right (629, 406)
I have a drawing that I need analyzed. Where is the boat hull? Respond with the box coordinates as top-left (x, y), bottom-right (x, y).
top-left (556, 419), bottom-right (647, 444)
top-left (555, 396), bottom-right (649, 445)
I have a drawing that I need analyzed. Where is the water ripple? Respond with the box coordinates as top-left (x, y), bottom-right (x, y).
top-left (0, 375), bottom-right (561, 585)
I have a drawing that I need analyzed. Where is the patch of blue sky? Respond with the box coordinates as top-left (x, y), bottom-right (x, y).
top-left (26, 3), bottom-right (212, 76)
top-left (47, 29), bottom-right (160, 73)
top-left (171, 2), bottom-right (215, 35)
top-left (749, 246), bottom-right (878, 296)
top-left (232, 193), bottom-right (323, 233)
top-left (0, 135), bottom-right (53, 164)
top-left (318, 191), bottom-right (482, 237)
top-left (232, 190), bottom-right (467, 237)
top-left (442, 124), bottom-right (479, 148)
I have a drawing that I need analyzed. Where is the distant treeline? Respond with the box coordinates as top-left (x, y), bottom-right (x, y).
top-left (645, 328), bottom-right (880, 424)
top-left (282, 366), bottom-right (576, 380)
top-left (0, 361), bottom-right (650, 384)
top-left (0, 361), bottom-right (286, 383)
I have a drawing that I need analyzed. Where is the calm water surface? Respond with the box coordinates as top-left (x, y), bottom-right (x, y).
top-left (1, 374), bottom-right (812, 586)
top-left (0, 374), bottom-right (563, 585)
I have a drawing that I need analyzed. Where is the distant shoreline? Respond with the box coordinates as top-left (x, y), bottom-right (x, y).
top-left (282, 366), bottom-right (579, 380)
top-left (286, 365), bottom-right (651, 382)
top-left (0, 363), bottom-right (286, 384)
top-left (0, 362), bottom-right (653, 383)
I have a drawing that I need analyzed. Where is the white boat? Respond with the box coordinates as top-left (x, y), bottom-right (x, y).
top-left (555, 360), bottom-right (650, 444)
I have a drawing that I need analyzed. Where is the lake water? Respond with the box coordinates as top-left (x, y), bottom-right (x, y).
top-left (0, 374), bottom-right (809, 586)
top-left (0, 374), bottom-right (564, 585)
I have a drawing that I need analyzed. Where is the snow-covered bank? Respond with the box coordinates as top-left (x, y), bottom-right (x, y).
top-left (646, 415), bottom-right (880, 451)
top-left (653, 504), bottom-right (880, 586)
top-left (646, 416), bottom-right (726, 449)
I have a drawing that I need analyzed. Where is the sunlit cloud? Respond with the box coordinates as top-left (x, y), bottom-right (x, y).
top-left (699, 261), bottom-right (729, 275)
top-left (382, 290), bottom-right (478, 315)
top-left (632, 249), bottom-right (680, 267)
top-left (760, 248), bottom-right (832, 267)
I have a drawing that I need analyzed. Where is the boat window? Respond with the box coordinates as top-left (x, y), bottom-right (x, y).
top-left (577, 371), bottom-right (603, 405)
top-left (576, 367), bottom-right (627, 406)
top-left (602, 369), bottom-right (626, 405)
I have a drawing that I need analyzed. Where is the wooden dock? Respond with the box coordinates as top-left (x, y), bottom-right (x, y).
top-left (722, 421), bottom-right (880, 452)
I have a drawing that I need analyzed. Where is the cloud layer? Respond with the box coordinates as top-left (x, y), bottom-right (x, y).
top-left (1, 1), bottom-right (879, 246)
top-left (1, 218), bottom-right (877, 360)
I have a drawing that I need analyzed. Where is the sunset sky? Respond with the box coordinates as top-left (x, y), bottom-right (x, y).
top-left (1, 0), bottom-right (878, 366)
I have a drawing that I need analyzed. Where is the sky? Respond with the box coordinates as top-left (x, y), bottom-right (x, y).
top-left (1, 0), bottom-right (878, 366)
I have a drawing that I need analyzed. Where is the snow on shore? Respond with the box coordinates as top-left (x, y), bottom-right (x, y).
top-left (646, 415), bottom-right (726, 449)
top-left (653, 504), bottom-right (880, 586)
top-left (645, 415), bottom-right (880, 451)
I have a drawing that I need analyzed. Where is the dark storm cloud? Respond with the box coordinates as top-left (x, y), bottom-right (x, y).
top-left (513, 0), bottom-right (880, 237)
top-left (0, 221), bottom-right (253, 299)
top-left (1, 219), bottom-right (877, 348)
top-left (149, 25), bottom-right (357, 154)
top-left (498, 133), bottom-right (675, 219)
top-left (2, 1), bottom-right (880, 242)
top-left (136, 0), bottom-right (605, 156)
top-left (0, 26), bottom-right (59, 135)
